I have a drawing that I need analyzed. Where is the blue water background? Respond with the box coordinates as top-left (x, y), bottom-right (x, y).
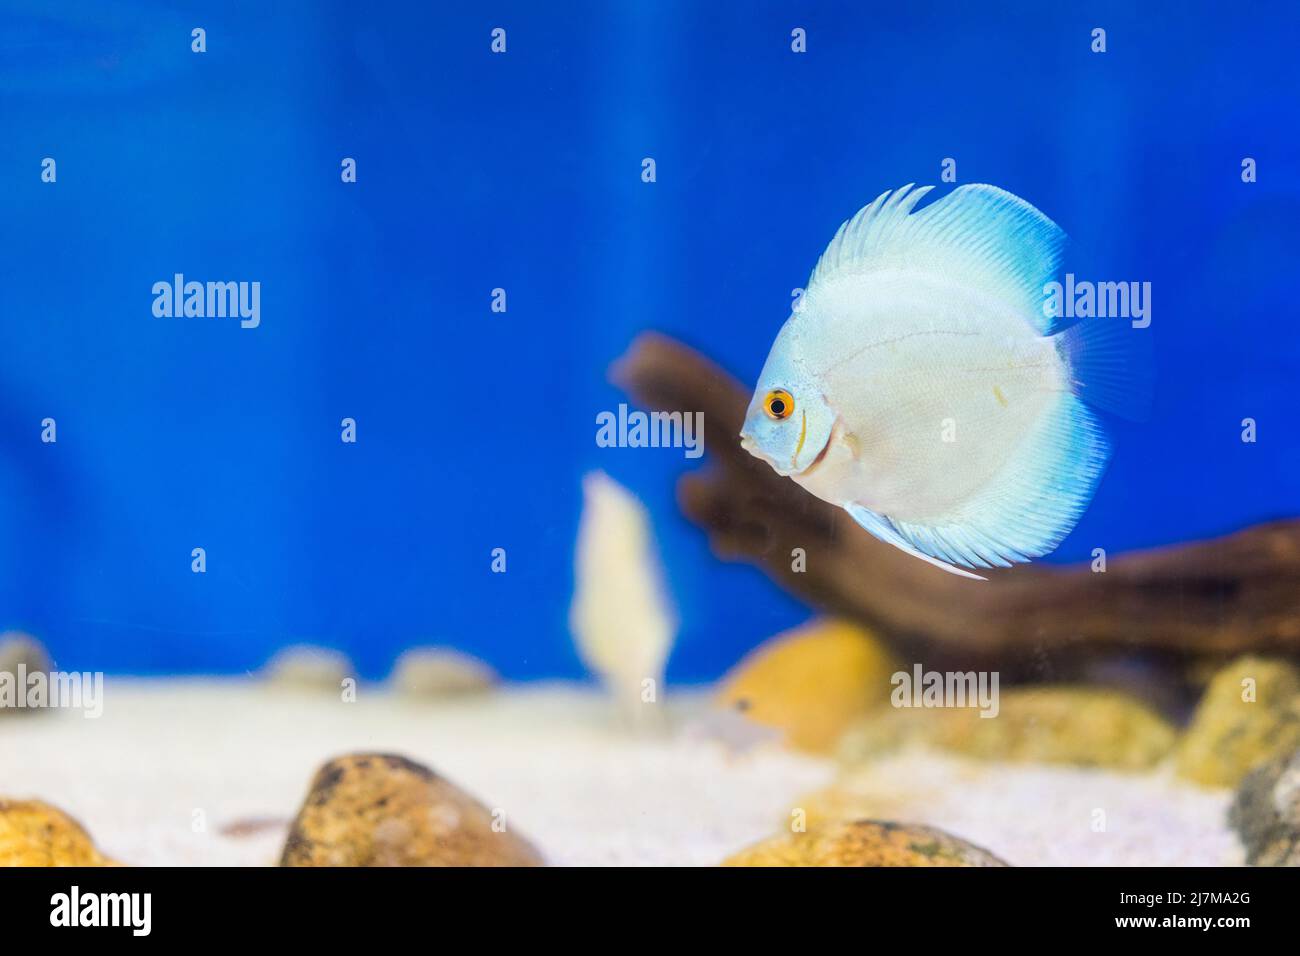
top-left (2, 1), bottom-right (1297, 678)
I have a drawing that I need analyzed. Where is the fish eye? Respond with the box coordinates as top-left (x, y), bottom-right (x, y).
top-left (763, 389), bottom-right (794, 421)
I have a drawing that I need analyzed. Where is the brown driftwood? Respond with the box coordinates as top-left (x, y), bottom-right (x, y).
top-left (612, 332), bottom-right (1300, 684)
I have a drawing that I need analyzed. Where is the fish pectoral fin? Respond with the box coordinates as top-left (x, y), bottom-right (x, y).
top-left (844, 504), bottom-right (987, 582)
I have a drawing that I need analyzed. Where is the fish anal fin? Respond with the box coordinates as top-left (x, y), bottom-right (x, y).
top-left (845, 504), bottom-right (987, 582)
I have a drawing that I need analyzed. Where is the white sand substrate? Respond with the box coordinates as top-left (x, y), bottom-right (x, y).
top-left (0, 680), bottom-right (1243, 866)
top-left (808, 750), bottom-right (1244, 866)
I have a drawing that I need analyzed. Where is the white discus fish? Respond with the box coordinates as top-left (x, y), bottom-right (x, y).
top-left (740, 183), bottom-right (1139, 581)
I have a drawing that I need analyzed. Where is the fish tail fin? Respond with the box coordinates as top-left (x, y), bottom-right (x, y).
top-left (1055, 317), bottom-right (1154, 421)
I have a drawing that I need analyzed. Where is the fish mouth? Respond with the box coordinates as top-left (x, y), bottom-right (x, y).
top-left (739, 431), bottom-right (787, 475)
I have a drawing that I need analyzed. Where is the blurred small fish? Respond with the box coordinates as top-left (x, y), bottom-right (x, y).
top-left (218, 816), bottom-right (289, 839)
top-left (570, 471), bottom-right (676, 729)
top-left (741, 184), bottom-right (1144, 579)
top-left (684, 698), bottom-right (782, 757)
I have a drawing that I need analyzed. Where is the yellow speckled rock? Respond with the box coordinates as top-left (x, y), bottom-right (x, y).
top-left (281, 753), bottom-right (545, 867)
top-left (723, 819), bottom-right (1008, 867)
top-left (838, 685), bottom-right (1176, 770)
top-left (1175, 656), bottom-right (1300, 787)
top-left (716, 619), bottom-right (898, 753)
top-left (0, 799), bottom-right (117, 866)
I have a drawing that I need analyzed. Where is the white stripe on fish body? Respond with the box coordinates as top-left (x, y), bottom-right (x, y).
top-left (746, 183), bottom-right (1121, 576)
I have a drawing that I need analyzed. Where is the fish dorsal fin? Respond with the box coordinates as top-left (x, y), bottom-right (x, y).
top-left (805, 183), bottom-right (1066, 335)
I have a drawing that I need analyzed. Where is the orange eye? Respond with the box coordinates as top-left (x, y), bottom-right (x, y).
top-left (763, 389), bottom-right (794, 421)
